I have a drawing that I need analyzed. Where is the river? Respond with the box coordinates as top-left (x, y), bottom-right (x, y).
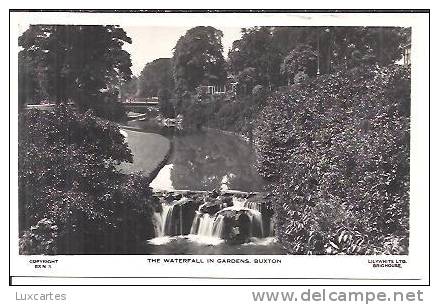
top-left (126, 120), bottom-right (287, 255)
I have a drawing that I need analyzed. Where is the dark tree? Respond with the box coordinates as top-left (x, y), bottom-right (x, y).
top-left (321, 27), bottom-right (410, 72)
top-left (280, 44), bottom-right (318, 84)
top-left (138, 58), bottom-right (174, 97)
top-left (18, 106), bottom-right (156, 254)
top-left (119, 76), bottom-right (139, 100)
top-left (172, 26), bottom-right (227, 94)
top-left (158, 88), bottom-right (175, 118)
top-left (228, 27), bottom-right (282, 91)
top-left (18, 25), bottom-right (133, 117)
top-left (228, 26), bottom-right (410, 91)
top-left (236, 67), bottom-right (257, 95)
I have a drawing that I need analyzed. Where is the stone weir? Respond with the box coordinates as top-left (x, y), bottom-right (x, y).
top-left (151, 189), bottom-right (275, 244)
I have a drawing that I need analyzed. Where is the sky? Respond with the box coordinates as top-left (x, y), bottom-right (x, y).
top-left (123, 26), bottom-right (243, 76)
top-left (17, 25), bottom-right (242, 76)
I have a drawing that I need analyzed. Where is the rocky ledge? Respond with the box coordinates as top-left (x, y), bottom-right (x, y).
top-left (152, 189), bottom-right (274, 243)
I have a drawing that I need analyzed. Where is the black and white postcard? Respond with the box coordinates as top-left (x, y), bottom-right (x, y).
top-left (9, 10), bottom-right (430, 286)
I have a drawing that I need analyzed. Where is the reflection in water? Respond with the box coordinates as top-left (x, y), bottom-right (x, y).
top-left (151, 129), bottom-right (266, 191)
top-left (149, 164), bottom-right (174, 190)
top-left (127, 121), bottom-right (284, 255)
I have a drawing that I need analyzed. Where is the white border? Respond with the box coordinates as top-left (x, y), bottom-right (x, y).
top-left (9, 11), bottom-right (430, 286)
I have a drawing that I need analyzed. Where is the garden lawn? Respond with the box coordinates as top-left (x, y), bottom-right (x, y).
top-left (119, 129), bottom-right (171, 178)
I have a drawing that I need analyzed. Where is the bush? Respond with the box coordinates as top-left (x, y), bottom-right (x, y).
top-left (280, 44), bottom-right (318, 83)
top-left (254, 64), bottom-right (410, 254)
top-left (251, 84), bottom-right (267, 103)
top-left (18, 105), bottom-right (156, 254)
top-left (19, 218), bottom-right (58, 255)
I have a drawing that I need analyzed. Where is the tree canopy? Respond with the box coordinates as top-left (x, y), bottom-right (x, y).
top-left (172, 26), bottom-right (227, 94)
top-left (18, 25), bottom-right (133, 114)
top-left (228, 27), bottom-right (282, 91)
top-left (280, 44), bottom-right (318, 84)
top-left (228, 26), bottom-right (410, 92)
top-left (138, 58), bottom-right (174, 97)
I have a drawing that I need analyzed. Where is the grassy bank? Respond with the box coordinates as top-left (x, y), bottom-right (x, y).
top-left (120, 129), bottom-right (171, 181)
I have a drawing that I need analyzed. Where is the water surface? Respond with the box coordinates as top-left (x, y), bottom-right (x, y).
top-left (128, 120), bottom-right (267, 191)
top-left (127, 120), bottom-right (287, 255)
top-left (144, 236), bottom-right (287, 255)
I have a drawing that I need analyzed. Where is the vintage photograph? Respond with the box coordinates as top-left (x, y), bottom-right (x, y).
top-left (16, 18), bottom-right (412, 256)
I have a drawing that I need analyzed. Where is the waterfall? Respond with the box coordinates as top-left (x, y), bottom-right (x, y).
top-left (249, 210), bottom-right (264, 238)
top-left (162, 204), bottom-right (174, 235)
top-left (152, 212), bottom-right (163, 236)
top-left (151, 193), bottom-right (274, 242)
top-left (221, 197), bottom-right (265, 238)
top-left (244, 201), bottom-right (261, 212)
top-left (197, 214), bottom-right (216, 236)
top-left (233, 197), bottom-right (262, 212)
top-left (190, 212), bottom-right (200, 235)
top-left (154, 204), bottom-right (175, 237)
top-left (190, 212), bottom-right (225, 238)
top-left (212, 214), bottom-right (225, 237)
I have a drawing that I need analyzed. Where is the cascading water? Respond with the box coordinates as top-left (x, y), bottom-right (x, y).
top-left (153, 204), bottom-right (176, 237)
top-left (152, 212), bottom-right (163, 236)
top-left (212, 214), bottom-right (225, 238)
top-left (190, 212), bottom-right (225, 237)
top-left (151, 193), bottom-right (273, 244)
top-left (162, 204), bottom-right (175, 236)
top-left (249, 210), bottom-right (264, 238)
top-left (244, 201), bottom-right (261, 212)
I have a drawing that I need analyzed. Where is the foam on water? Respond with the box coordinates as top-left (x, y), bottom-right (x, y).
top-left (243, 237), bottom-right (278, 246)
top-left (147, 236), bottom-right (176, 245)
top-left (185, 234), bottom-right (225, 246)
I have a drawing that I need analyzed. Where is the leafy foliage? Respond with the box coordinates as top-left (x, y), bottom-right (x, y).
top-left (228, 26), bottom-right (410, 91)
top-left (158, 88), bottom-right (176, 118)
top-left (254, 64), bottom-right (410, 254)
top-left (19, 218), bottom-right (58, 255)
top-left (18, 106), bottom-right (156, 254)
top-left (229, 27), bottom-right (282, 90)
top-left (280, 44), bottom-right (318, 83)
top-left (178, 91), bottom-right (267, 141)
top-left (138, 58), bottom-right (175, 97)
top-left (172, 26), bottom-right (410, 134)
top-left (18, 25), bottom-right (133, 119)
top-left (172, 26), bottom-right (227, 93)
top-left (119, 75), bottom-right (139, 100)
top-left (236, 67), bottom-right (258, 95)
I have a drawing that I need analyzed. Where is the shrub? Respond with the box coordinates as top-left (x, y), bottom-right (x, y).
top-left (178, 86), bottom-right (267, 139)
top-left (251, 84), bottom-right (267, 104)
top-left (19, 218), bottom-right (58, 255)
top-left (254, 64), bottom-right (410, 254)
top-left (18, 105), bottom-right (156, 254)
top-left (280, 44), bottom-right (318, 84)
top-left (252, 84), bottom-right (265, 96)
